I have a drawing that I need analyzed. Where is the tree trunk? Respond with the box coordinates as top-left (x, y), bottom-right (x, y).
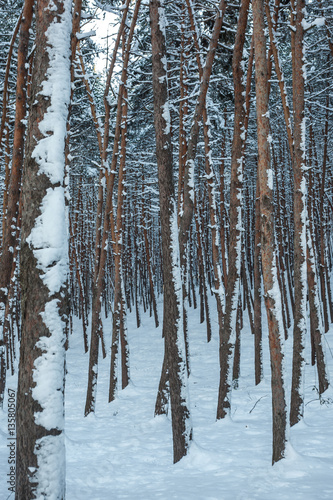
top-left (109, 81), bottom-right (130, 402)
top-left (84, 0), bottom-right (141, 416)
top-left (217, 0), bottom-right (250, 419)
top-left (0, 0), bottom-right (34, 406)
top-left (254, 174), bottom-right (263, 385)
top-left (150, 0), bottom-right (192, 463)
top-left (306, 226), bottom-right (329, 395)
top-left (253, 0), bottom-right (288, 464)
top-left (16, 0), bottom-right (71, 496)
top-left (290, 0), bottom-right (308, 428)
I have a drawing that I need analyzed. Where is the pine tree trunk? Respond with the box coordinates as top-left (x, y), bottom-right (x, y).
top-left (85, 0), bottom-right (141, 416)
top-left (16, 0), bottom-right (72, 496)
top-left (0, 0), bottom-right (33, 406)
top-left (290, 0), bottom-right (308, 427)
top-left (254, 175), bottom-right (263, 385)
top-left (217, 0), bottom-right (250, 419)
top-left (306, 226), bottom-right (329, 395)
top-left (253, 0), bottom-right (288, 464)
top-left (150, 0), bottom-right (192, 463)
top-left (109, 83), bottom-right (130, 401)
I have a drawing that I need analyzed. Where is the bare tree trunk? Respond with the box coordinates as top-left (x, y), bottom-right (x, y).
top-left (220, 124), bottom-right (228, 289)
top-left (254, 174), bottom-right (263, 385)
top-left (180, 0), bottom-right (226, 253)
top-left (266, 0), bottom-right (294, 160)
top-left (217, 0), bottom-right (250, 420)
top-left (179, 0), bottom-right (226, 363)
top-left (306, 225), bottom-right (329, 395)
top-left (109, 82), bottom-right (130, 402)
top-left (85, 0), bottom-right (141, 416)
top-left (16, 0), bottom-right (72, 496)
top-left (142, 184), bottom-right (159, 328)
top-left (185, 0), bottom-right (225, 340)
top-left (150, 0), bottom-right (192, 463)
top-left (318, 97), bottom-right (330, 333)
top-left (253, 0), bottom-right (288, 464)
top-left (0, 0), bottom-right (34, 406)
top-left (194, 200), bottom-right (212, 342)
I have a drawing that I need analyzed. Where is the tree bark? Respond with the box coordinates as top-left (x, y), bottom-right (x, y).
top-left (16, 0), bottom-right (71, 496)
top-left (290, 0), bottom-right (308, 428)
top-left (0, 0), bottom-right (34, 406)
top-left (253, 0), bottom-right (288, 464)
top-left (150, 0), bottom-right (192, 463)
top-left (217, 0), bottom-right (250, 420)
top-left (109, 82), bottom-right (130, 402)
top-left (85, 0), bottom-right (141, 416)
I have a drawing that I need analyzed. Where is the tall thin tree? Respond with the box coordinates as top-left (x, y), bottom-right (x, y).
top-left (253, 0), bottom-right (288, 464)
top-left (150, 0), bottom-right (192, 463)
top-left (15, 0), bottom-right (72, 496)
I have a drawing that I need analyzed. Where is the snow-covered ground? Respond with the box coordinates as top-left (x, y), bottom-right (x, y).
top-left (1, 296), bottom-right (333, 499)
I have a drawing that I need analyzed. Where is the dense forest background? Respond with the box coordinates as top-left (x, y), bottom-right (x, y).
top-left (0, 0), bottom-right (332, 497)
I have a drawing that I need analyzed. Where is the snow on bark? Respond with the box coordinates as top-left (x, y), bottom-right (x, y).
top-left (253, 0), bottom-right (288, 463)
top-left (32, 300), bottom-right (67, 431)
top-left (217, 0), bottom-right (249, 420)
top-left (27, 187), bottom-right (68, 292)
top-left (149, 0), bottom-right (192, 462)
top-left (170, 201), bottom-right (192, 445)
top-left (185, 0), bottom-right (225, 333)
top-left (290, 0), bottom-right (308, 427)
top-left (162, 101), bottom-right (171, 135)
top-left (301, 16), bottom-right (325, 30)
top-left (187, 159), bottom-right (195, 203)
top-left (33, 434), bottom-right (66, 500)
top-left (24, 0), bottom-right (71, 494)
top-left (32, 13), bottom-right (72, 185)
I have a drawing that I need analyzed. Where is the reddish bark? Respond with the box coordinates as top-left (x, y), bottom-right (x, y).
top-left (217, 0), bottom-right (250, 420)
top-left (253, 0), bottom-right (288, 464)
top-left (150, 0), bottom-right (192, 463)
top-left (109, 82), bottom-right (130, 402)
top-left (0, 0), bottom-right (34, 320)
top-left (16, 0), bottom-right (70, 495)
top-left (0, 0), bottom-right (34, 407)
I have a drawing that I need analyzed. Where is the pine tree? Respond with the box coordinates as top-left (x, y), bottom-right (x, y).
top-left (15, 0), bottom-right (72, 496)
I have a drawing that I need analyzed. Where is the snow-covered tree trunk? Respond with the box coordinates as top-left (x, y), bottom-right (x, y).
top-left (149, 0), bottom-right (192, 464)
top-left (15, 0), bottom-right (72, 497)
top-left (185, 0), bottom-right (225, 342)
top-left (84, 0), bottom-right (141, 416)
top-left (109, 82), bottom-right (130, 402)
top-left (306, 225), bottom-right (329, 395)
top-left (265, 0), bottom-right (294, 160)
top-left (217, 0), bottom-right (250, 419)
top-left (179, 0), bottom-right (226, 281)
top-left (142, 191), bottom-right (159, 328)
top-left (178, 1), bottom-right (226, 360)
top-left (253, 0), bottom-right (288, 464)
top-left (290, 0), bottom-right (308, 427)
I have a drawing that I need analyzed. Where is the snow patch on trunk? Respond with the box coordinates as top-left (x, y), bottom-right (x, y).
top-left (170, 201), bottom-right (193, 445)
top-left (27, 0), bottom-right (72, 494)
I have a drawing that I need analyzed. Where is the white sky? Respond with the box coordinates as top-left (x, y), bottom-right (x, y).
top-left (81, 8), bottom-right (118, 76)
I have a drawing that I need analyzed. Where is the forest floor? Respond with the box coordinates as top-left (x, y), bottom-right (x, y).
top-left (1, 295), bottom-right (333, 499)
